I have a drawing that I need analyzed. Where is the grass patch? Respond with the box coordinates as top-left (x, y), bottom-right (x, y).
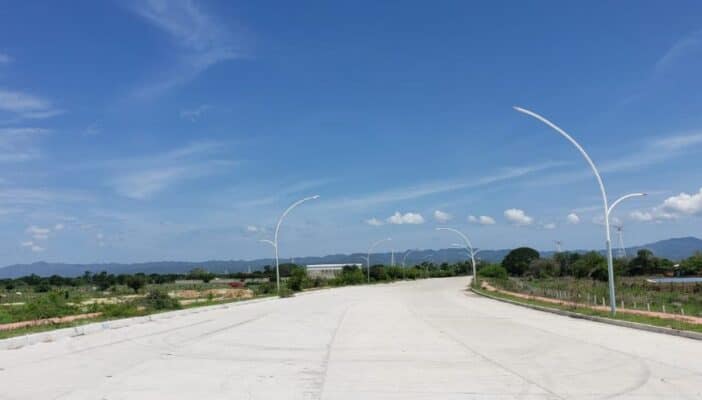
top-left (474, 287), bottom-right (702, 334)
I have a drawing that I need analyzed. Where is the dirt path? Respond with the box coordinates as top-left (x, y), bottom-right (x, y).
top-left (0, 312), bottom-right (102, 331)
top-left (481, 281), bottom-right (702, 325)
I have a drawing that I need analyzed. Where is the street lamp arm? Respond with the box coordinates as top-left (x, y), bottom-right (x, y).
top-left (436, 227), bottom-right (474, 253)
top-left (259, 239), bottom-right (276, 248)
top-left (608, 193), bottom-right (647, 218)
top-left (273, 195), bottom-right (320, 244)
top-left (513, 106), bottom-right (611, 239)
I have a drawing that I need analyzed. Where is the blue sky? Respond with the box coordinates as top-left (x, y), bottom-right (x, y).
top-left (1, 0), bottom-right (702, 264)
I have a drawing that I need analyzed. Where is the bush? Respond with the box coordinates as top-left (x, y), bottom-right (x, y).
top-left (278, 287), bottom-right (294, 298)
top-left (478, 265), bottom-right (508, 280)
top-left (286, 266), bottom-right (309, 292)
top-left (527, 259), bottom-right (560, 279)
top-left (98, 302), bottom-right (141, 318)
top-left (332, 266), bottom-right (365, 286)
top-left (15, 292), bottom-right (78, 321)
top-left (142, 290), bottom-right (181, 311)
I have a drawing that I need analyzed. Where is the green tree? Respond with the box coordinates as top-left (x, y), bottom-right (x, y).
top-left (126, 275), bottom-right (146, 293)
top-left (553, 251), bottom-right (580, 276)
top-left (502, 247), bottom-right (540, 276)
top-left (188, 268), bottom-right (214, 283)
top-left (626, 249), bottom-right (672, 276)
top-left (679, 252), bottom-right (702, 276)
top-left (572, 251), bottom-right (607, 280)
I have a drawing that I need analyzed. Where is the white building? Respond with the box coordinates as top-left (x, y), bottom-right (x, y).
top-left (305, 263), bottom-right (362, 279)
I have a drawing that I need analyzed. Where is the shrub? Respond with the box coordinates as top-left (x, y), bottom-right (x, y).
top-left (286, 266), bottom-right (309, 292)
top-left (527, 259), bottom-right (560, 279)
top-left (98, 302), bottom-right (141, 318)
top-left (478, 265), bottom-right (508, 280)
top-left (252, 282), bottom-right (275, 295)
top-left (278, 287), bottom-right (294, 298)
top-left (142, 290), bottom-right (180, 311)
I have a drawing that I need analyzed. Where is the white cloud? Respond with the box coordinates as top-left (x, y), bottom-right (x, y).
top-left (629, 188), bottom-right (702, 223)
top-left (542, 222), bottom-right (556, 230)
top-left (661, 188), bottom-right (702, 215)
top-left (566, 213), bottom-right (580, 224)
top-left (83, 123), bottom-right (101, 136)
top-left (130, 0), bottom-right (246, 96)
top-left (245, 225), bottom-right (259, 233)
top-left (0, 53), bottom-right (11, 64)
top-left (112, 166), bottom-right (189, 199)
top-left (20, 240), bottom-right (33, 247)
top-left (31, 244), bottom-right (44, 252)
top-left (365, 217), bottom-right (384, 226)
top-left (527, 131), bottom-right (702, 188)
top-left (653, 132), bottom-right (702, 151)
top-left (96, 233), bottom-right (104, 240)
top-left (504, 208), bottom-right (533, 226)
top-left (26, 225), bottom-right (51, 240)
top-left (0, 128), bottom-right (49, 162)
top-left (109, 141), bottom-right (235, 199)
top-left (0, 89), bottom-right (63, 119)
top-left (433, 210), bottom-right (452, 223)
top-left (630, 210), bottom-right (654, 222)
top-left (387, 211), bottom-right (425, 225)
top-left (232, 178), bottom-right (333, 209)
top-left (54, 223), bottom-right (64, 231)
top-left (468, 215), bottom-right (496, 225)
top-left (180, 104), bottom-right (211, 121)
top-left (327, 161), bottom-right (563, 210)
top-left (655, 29), bottom-right (702, 72)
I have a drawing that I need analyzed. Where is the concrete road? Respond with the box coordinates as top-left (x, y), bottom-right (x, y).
top-left (1, 277), bottom-right (701, 399)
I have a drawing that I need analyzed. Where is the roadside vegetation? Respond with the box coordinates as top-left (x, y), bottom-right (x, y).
top-left (1, 262), bottom-right (471, 338)
top-left (475, 247), bottom-right (702, 325)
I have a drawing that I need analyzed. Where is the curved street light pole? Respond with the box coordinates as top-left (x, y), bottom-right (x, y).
top-left (366, 238), bottom-right (392, 283)
top-left (273, 195), bottom-right (320, 293)
top-left (437, 227), bottom-right (477, 287)
top-left (514, 106), bottom-right (646, 315)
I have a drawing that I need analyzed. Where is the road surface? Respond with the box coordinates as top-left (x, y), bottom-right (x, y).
top-left (1, 277), bottom-right (700, 399)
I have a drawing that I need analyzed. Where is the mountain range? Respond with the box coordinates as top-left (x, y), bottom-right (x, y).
top-left (0, 237), bottom-right (700, 279)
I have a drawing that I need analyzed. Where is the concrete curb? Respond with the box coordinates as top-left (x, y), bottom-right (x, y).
top-left (470, 287), bottom-right (702, 342)
top-left (0, 295), bottom-right (279, 351)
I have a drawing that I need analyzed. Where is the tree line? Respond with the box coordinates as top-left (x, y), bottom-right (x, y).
top-left (483, 247), bottom-right (702, 281)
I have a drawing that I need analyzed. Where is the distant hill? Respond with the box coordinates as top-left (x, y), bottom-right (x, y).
top-left (1, 237), bottom-right (700, 278)
top-left (626, 237), bottom-right (702, 260)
